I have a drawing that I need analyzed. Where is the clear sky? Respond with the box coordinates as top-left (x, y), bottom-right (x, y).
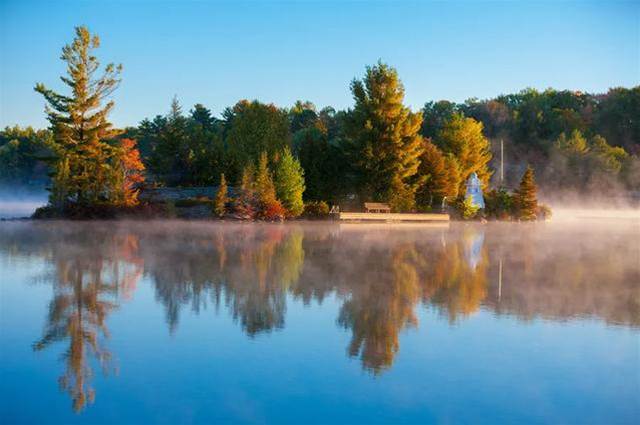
top-left (1, 0), bottom-right (638, 129)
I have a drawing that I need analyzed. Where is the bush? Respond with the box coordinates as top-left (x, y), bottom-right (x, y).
top-left (537, 203), bottom-right (552, 220)
top-left (485, 188), bottom-right (515, 220)
top-left (257, 199), bottom-right (286, 221)
top-left (303, 201), bottom-right (330, 218)
top-left (454, 195), bottom-right (480, 220)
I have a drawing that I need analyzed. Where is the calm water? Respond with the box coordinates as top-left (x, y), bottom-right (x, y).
top-left (1, 220), bottom-right (638, 424)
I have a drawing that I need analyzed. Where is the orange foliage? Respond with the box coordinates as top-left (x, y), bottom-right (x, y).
top-left (119, 138), bottom-right (145, 206)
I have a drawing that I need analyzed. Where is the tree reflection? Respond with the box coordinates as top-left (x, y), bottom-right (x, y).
top-left (422, 227), bottom-right (489, 323)
top-left (28, 228), bottom-right (143, 412)
top-left (337, 243), bottom-right (421, 373)
top-left (1, 219), bottom-right (637, 413)
top-left (140, 224), bottom-right (305, 336)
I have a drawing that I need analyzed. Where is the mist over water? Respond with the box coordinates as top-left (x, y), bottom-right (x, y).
top-left (0, 220), bottom-right (638, 423)
top-left (0, 188), bottom-right (47, 219)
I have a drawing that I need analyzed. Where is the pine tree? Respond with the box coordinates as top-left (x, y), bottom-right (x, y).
top-left (515, 166), bottom-right (538, 221)
top-left (214, 173), bottom-right (228, 217)
top-left (239, 164), bottom-right (255, 195)
top-left (255, 151), bottom-right (277, 205)
top-left (234, 165), bottom-right (256, 219)
top-left (254, 151), bottom-right (285, 220)
top-left (149, 97), bottom-right (190, 185)
top-left (345, 61), bottom-right (424, 210)
top-left (35, 26), bottom-right (122, 207)
top-left (274, 147), bottom-right (305, 217)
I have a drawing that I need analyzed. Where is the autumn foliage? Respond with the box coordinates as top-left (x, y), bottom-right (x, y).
top-left (116, 138), bottom-right (145, 206)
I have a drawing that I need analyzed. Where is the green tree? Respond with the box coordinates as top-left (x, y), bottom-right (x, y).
top-left (187, 104), bottom-right (224, 185)
top-left (435, 113), bottom-right (493, 193)
top-left (594, 87), bottom-right (640, 154)
top-left (0, 126), bottom-right (53, 185)
top-left (34, 26), bottom-right (122, 207)
top-left (421, 100), bottom-right (459, 140)
top-left (214, 173), bottom-right (228, 217)
top-left (555, 129), bottom-right (588, 154)
top-left (224, 100), bottom-right (291, 181)
top-left (274, 147), bottom-right (305, 216)
top-left (344, 61), bottom-right (424, 211)
top-left (289, 100), bottom-right (320, 133)
top-left (590, 134), bottom-right (628, 174)
top-left (515, 166), bottom-right (538, 221)
top-left (293, 125), bottom-right (348, 203)
top-left (148, 97), bottom-right (191, 185)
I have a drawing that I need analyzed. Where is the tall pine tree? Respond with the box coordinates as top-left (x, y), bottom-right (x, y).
top-left (35, 26), bottom-right (122, 207)
top-left (515, 166), bottom-right (538, 221)
top-left (345, 61), bottom-right (424, 211)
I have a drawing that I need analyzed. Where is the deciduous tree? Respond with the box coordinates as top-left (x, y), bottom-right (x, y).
top-left (274, 147), bottom-right (305, 217)
top-left (435, 113), bottom-right (492, 194)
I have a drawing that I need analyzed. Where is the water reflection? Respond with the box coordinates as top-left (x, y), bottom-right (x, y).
top-left (0, 220), bottom-right (638, 411)
top-left (1, 227), bottom-right (143, 412)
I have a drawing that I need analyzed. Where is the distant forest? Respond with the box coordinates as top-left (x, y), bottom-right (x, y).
top-left (3, 86), bottom-right (638, 201)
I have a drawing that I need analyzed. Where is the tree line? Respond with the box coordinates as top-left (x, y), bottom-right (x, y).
top-left (1, 26), bottom-right (638, 218)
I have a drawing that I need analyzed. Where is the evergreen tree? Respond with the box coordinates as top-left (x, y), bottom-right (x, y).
top-left (214, 173), bottom-right (228, 217)
top-left (421, 100), bottom-right (459, 139)
top-left (35, 26), bottom-right (122, 207)
top-left (255, 151), bottom-right (277, 205)
top-left (234, 164), bottom-right (256, 218)
top-left (515, 166), bottom-right (538, 221)
top-left (148, 97), bottom-right (190, 185)
top-left (188, 104), bottom-right (224, 185)
top-left (239, 163), bottom-right (255, 195)
top-left (274, 147), bottom-right (305, 217)
top-left (191, 103), bottom-right (217, 132)
top-left (435, 113), bottom-right (493, 193)
top-left (254, 151), bottom-right (285, 220)
top-left (344, 61), bottom-right (424, 211)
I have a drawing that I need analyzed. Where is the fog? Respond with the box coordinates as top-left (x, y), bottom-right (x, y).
top-left (0, 188), bottom-right (47, 219)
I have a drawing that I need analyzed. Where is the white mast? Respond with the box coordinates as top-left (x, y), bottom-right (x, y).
top-left (500, 139), bottom-right (504, 185)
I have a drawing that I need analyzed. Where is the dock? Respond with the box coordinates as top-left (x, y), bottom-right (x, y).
top-left (336, 212), bottom-right (450, 222)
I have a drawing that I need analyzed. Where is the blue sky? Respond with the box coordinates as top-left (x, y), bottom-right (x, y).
top-left (1, 0), bottom-right (638, 128)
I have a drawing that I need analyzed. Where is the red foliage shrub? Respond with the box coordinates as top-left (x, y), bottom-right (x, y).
top-left (257, 199), bottom-right (286, 221)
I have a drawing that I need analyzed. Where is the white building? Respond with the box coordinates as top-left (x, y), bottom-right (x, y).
top-left (465, 172), bottom-right (485, 209)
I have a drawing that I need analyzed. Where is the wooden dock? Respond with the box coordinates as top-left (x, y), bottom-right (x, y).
top-left (336, 212), bottom-right (450, 222)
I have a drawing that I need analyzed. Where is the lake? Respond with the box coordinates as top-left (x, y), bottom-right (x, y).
top-left (1, 219), bottom-right (638, 424)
